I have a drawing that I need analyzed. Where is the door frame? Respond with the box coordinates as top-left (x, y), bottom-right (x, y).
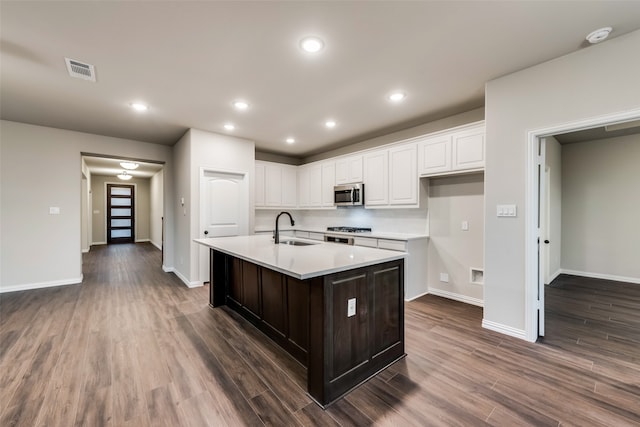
top-left (104, 181), bottom-right (138, 244)
top-left (525, 107), bottom-right (640, 342)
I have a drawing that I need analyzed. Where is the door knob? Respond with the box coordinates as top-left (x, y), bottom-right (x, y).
top-left (544, 240), bottom-right (549, 244)
top-left (204, 230), bottom-right (209, 235)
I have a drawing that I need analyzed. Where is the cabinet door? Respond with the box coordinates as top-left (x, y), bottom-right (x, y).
top-left (335, 155), bottom-right (363, 184)
top-left (255, 162), bottom-right (265, 207)
top-left (264, 163), bottom-right (282, 206)
top-left (347, 155), bottom-right (363, 183)
top-left (321, 161), bottom-right (336, 207)
top-left (242, 261), bottom-right (261, 318)
top-left (281, 165), bottom-right (297, 207)
top-left (452, 127), bottom-right (485, 171)
top-left (287, 277), bottom-right (309, 353)
top-left (335, 158), bottom-right (349, 184)
top-left (297, 166), bottom-right (310, 207)
top-left (261, 268), bottom-right (286, 337)
top-left (389, 144), bottom-right (418, 205)
top-left (364, 150), bottom-right (388, 206)
top-left (418, 134), bottom-right (451, 175)
top-left (308, 164), bottom-right (322, 207)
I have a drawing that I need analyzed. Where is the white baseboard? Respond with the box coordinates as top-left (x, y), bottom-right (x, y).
top-left (405, 290), bottom-right (430, 302)
top-left (427, 288), bottom-right (484, 307)
top-left (92, 241), bottom-right (107, 245)
top-left (171, 268), bottom-right (203, 288)
top-left (151, 240), bottom-right (162, 251)
top-left (482, 319), bottom-right (528, 341)
top-left (162, 265), bottom-right (174, 272)
top-left (82, 248), bottom-right (90, 253)
top-left (547, 268), bottom-right (562, 284)
top-left (560, 269), bottom-right (640, 285)
top-left (135, 239), bottom-right (150, 243)
top-left (0, 275), bottom-right (83, 294)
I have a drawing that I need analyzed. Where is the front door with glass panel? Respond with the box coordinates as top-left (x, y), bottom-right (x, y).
top-left (107, 184), bottom-right (135, 244)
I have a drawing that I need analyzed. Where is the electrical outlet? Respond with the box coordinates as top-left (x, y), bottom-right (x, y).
top-left (347, 298), bottom-right (356, 317)
top-left (440, 273), bottom-right (449, 283)
top-left (462, 220), bottom-right (469, 231)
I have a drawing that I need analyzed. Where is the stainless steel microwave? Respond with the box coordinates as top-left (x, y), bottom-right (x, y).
top-left (334, 183), bottom-right (364, 206)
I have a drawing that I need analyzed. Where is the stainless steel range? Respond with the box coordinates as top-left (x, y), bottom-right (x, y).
top-left (324, 226), bottom-right (372, 245)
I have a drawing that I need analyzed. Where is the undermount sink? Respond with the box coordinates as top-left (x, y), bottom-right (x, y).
top-left (279, 240), bottom-right (317, 246)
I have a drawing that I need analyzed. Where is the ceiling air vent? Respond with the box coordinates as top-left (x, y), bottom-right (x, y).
top-left (65, 57), bottom-right (96, 82)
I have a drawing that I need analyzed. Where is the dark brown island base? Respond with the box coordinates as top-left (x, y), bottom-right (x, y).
top-left (200, 237), bottom-right (406, 407)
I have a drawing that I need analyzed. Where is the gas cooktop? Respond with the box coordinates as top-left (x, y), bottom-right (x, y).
top-left (326, 226), bottom-right (372, 233)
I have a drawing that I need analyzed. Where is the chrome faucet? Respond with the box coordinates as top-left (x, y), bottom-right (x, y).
top-left (274, 211), bottom-right (295, 244)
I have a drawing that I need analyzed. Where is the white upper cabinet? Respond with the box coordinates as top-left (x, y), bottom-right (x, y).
top-left (321, 161), bottom-right (336, 207)
top-left (308, 163), bottom-right (322, 207)
top-left (364, 150), bottom-right (389, 206)
top-left (389, 143), bottom-right (418, 205)
top-left (452, 126), bottom-right (485, 171)
top-left (335, 155), bottom-right (363, 184)
top-left (255, 162), bottom-right (265, 207)
top-left (418, 122), bottom-right (485, 177)
top-left (281, 165), bottom-right (297, 207)
top-left (297, 165), bottom-right (310, 207)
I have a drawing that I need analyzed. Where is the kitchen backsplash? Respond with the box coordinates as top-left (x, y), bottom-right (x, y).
top-left (255, 205), bottom-right (428, 234)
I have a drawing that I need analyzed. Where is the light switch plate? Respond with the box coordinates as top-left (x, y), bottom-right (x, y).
top-left (440, 273), bottom-right (449, 283)
top-left (347, 298), bottom-right (356, 317)
top-left (497, 204), bottom-right (517, 217)
top-left (462, 220), bottom-right (469, 231)
top-left (49, 207), bottom-right (60, 215)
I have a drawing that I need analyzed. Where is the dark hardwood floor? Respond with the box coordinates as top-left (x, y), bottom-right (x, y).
top-left (1, 245), bottom-right (639, 426)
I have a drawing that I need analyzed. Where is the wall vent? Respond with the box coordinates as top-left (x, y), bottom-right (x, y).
top-left (65, 57), bottom-right (96, 82)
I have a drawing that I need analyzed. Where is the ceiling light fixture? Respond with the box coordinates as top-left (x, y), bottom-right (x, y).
top-left (300, 36), bottom-right (324, 53)
top-left (224, 123), bottom-right (235, 131)
top-left (117, 171), bottom-right (132, 180)
top-left (325, 120), bottom-right (336, 128)
top-left (120, 162), bottom-right (139, 170)
top-left (586, 27), bottom-right (612, 44)
top-left (388, 91), bottom-right (406, 102)
top-left (233, 100), bottom-right (249, 110)
top-left (130, 102), bottom-right (148, 112)
top-left (286, 137), bottom-right (295, 144)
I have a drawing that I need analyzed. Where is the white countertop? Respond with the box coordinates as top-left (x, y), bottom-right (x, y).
top-left (254, 226), bottom-right (428, 241)
top-left (194, 235), bottom-right (406, 280)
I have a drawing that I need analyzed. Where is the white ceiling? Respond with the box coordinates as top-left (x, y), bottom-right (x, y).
top-left (2, 1), bottom-right (640, 158)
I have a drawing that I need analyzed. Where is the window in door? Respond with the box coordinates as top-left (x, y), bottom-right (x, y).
top-left (107, 184), bottom-right (135, 244)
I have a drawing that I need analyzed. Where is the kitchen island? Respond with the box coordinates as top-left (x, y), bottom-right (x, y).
top-left (195, 234), bottom-right (406, 407)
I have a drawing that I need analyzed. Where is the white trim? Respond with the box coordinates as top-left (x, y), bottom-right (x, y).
top-left (172, 268), bottom-right (202, 288)
top-left (482, 319), bottom-right (527, 341)
top-left (525, 107), bottom-right (640, 343)
top-left (135, 238), bottom-right (150, 243)
top-left (92, 241), bottom-right (107, 245)
top-left (162, 265), bottom-right (174, 272)
top-left (427, 288), bottom-right (484, 307)
top-left (82, 248), bottom-right (90, 253)
top-left (548, 269), bottom-right (562, 284)
top-left (405, 290), bottom-right (429, 302)
top-left (560, 269), bottom-right (640, 285)
top-left (151, 240), bottom-right (162, 251)
top-left (0, 275), bottom-right (83, 294)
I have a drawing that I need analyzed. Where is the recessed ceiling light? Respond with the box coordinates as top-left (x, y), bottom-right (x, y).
top-left (224, 123), bottom-right (235, 131)
top-left (120, 162), bottom-right (139, 170)
top-left (300, 36), bottom-right (324, 53)
top-left (325, 120), bottom-right (336, 128)
top-left (130, 102), bottom-right (148, 112)
top-left (286, 137), bottom-right (295, 144)
top-left (586, 27), bottom-right (612, 44)
top-left (233, 100), bottom-right (249, 110)
top-left (388, 91), bottom-right (406, 102)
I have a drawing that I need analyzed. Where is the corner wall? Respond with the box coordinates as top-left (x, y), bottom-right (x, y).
top-left (484, 29), bottom-right (640, 337)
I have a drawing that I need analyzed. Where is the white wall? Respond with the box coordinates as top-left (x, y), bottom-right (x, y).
top-left (545, 136), bottom-right (562, 283)
top-left (427, 173), bottom-right (484, 305)
top-left (150, 169), bottom-right (164, 250)
top-left (561, 134), bottom-right (640, 282)
top-left (0, 121), bottom-right (173, 292)
top-left (484, 29), bottom-right (640, 337)
top-left (172, 128), bottom-right (255, 286)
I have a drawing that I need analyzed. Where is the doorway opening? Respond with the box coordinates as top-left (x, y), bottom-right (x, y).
top-left (107, 183), bottom-right (135, 244)
top-left (526, 109), bottom-right (640, 342)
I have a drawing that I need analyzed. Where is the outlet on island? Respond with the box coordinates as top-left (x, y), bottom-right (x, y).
top-left (347, 298), bottom-right (356, 317)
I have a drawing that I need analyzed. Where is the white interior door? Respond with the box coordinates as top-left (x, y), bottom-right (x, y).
top-left (199, 170), bottom-right (248, 283)
top-left (537, 138), bottom-right (547, 337)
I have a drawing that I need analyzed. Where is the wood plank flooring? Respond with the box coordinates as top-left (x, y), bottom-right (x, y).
top-left (1, 244), bottom-right (638, 426)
